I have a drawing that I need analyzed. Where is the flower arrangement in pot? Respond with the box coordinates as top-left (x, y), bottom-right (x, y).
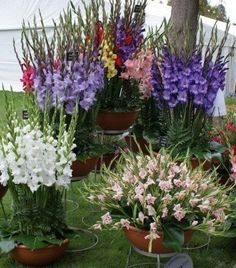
top-left (96, 0), bottom-right (147, 132)
top-left (15, 3), bottom-right (105, 178)
top-left (0, 94), bottom-right (77, 266)
top-left (149, 23), bottom-right (230, 168)
top-left (121, 48), bottom-right (162, 153)
top-left (211, 114), bottom-right (236, 183)
top-left (83, 148), bottom-right (235, 253)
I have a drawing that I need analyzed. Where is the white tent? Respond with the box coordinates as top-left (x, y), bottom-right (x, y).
top-left (0, 0), bottom-right (235, 106)
top-left (0, 0), bottom-right (80, 91)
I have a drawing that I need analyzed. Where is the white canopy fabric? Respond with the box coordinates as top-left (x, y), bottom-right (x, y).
top-left (0, 1), bottom-right (234, 115)
top-left (0, 0), bottom-right (80, 91)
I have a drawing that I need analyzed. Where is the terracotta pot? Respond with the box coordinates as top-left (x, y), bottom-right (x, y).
top-left (96, 110), bottom-right (139, 131)
top-left (190, 158), bottom-right (212, 171)
top-left (72, 156), bottom-right (98, 177)
top-left (11, 239), bottom-right (69, 266)
top-left (97, 152), bottom-right (121, 170)
top-left (125, 135), bottom-right (149, 154)
top-left (123, 226), bottom-right (193, 254)
top-left (0, 184), bottom-right (7, 199)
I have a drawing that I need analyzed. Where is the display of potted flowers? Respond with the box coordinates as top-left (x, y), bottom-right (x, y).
top-left (83, 148), bottom-right (235, 253)
top-left (0, 94), bottom-right (77, 266)
top-left (96, 0), bottom-right (147, 131)
top-left (149, 24), bottom-right (229, 167)
top-left (15, 4), bottom-right (105, 177)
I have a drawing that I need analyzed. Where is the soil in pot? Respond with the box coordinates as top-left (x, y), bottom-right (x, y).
top-left (123, 226), bottom-right (193, 254)
top-left (11, 239), bottom-right (69, 266)
top-left (72, 156), bottom-right (98, 177)
top-left (96, 110), bottom-right (139, 131)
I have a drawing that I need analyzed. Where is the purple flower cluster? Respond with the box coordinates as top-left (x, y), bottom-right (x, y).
top-left (151, 47), bottom-right (227, 112)
top-left (203, 56), bottom-right (227, 111)
top-left (33, 58), bottom-right (104, 114)
top-left (115, 17), bottom-right (144, 67)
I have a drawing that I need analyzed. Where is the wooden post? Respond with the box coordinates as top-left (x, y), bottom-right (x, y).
top-left (168, 0), bottom-right (199, 58)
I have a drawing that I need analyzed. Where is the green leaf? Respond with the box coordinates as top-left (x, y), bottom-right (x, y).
top-left (0, 240), bottom-right (15, 253)
top-left (209, 141), bottom-right (227, 154)
top-left (133, 203), bottom-right (138, 221)
top-left (219, 228), bottom-right (236, 238)
top-left (14, 234), bottom-right (46, 250)
top-left (143, 130), bottom-right (160, 143)
top-left (38, 236), bottom-right (65, 245)
top-left (163, 225), bottom-right (184, 252)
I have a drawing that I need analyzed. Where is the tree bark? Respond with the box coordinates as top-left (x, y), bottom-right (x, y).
top-left (168, 0), bottom-right (199, 58)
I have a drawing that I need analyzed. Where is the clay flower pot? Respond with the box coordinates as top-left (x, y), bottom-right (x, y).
top-left (11, 239), bottom-right (69, 266)
top-left (190, 157), bottom-right (212, 171)
top-left (0, 184), bottom-right (7, 199)
top-left (72, 156), bottom-right (98, 177)
top-left (123, 226), bottom-right (193, 254)
top-left (125, 135), bottom-right (149, 154)
top-left (97, 151), bottom-right (121, 170)
top-left (96, 110), bottom-right (139, 131)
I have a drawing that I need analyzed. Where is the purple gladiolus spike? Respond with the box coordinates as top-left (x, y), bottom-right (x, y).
top-left (151, 46), bottom-right (227, 112)
top-left (33, 56), bottom-right (104, 114)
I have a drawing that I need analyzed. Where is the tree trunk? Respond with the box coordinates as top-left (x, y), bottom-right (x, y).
top-left (168, 0), bottom-right (199, 58)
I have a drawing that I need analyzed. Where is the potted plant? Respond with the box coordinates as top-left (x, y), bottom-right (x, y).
top-left (96, 0), bottom-right (147, 131)
top-left (15, 3), bottom-right (105, 178)
top-left (0, 94), bottom-right (77, 266)
top-left (120, 48), bottom-right (162, 153)
top-left (148, 23), bottom-right (229, 168)
top-left (212, 115), bottom-right (236, 183)
top-left (82, 148), bottom-right (235, 253)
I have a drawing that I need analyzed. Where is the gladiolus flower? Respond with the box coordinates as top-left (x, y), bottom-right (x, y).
top-left (21, 63), bottom-right (35, 93)
top-left (101, 212), bottom-right (112, 225)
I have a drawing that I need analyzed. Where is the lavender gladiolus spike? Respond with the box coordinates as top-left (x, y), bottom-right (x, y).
top-left (33, 57), bottom-right (104, 114)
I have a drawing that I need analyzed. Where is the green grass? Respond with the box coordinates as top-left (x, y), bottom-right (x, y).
top-left (0, 91), bottom-right (25, 128)
top-left (0, 91), bottom-right (236, 267)
top-left (226, 96), bottom-right (236, 113)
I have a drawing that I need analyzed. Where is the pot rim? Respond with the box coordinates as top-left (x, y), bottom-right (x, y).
top-left (124, 225), bottom-right (162, 234)
top-left (15, 238), bottom-right (69, 250)
top-left (98, 109), bottom-right (140, 114)
top-left (191, 157), bottom-right (212, 162)
top-left (124, 225), bottom-right (192, 234)
top-left (74, 156), bottom-right (99, 162)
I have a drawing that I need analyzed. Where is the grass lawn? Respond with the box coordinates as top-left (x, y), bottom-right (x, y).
top-left (0, 91), bottom-right (236, 267)
top-left (226, 96), bottom-right (236, 113)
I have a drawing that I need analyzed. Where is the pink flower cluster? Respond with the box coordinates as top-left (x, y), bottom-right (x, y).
top-left (87, 149), bottom-right (234, 237)
top-left (121, 49), bottom-right (154, 99)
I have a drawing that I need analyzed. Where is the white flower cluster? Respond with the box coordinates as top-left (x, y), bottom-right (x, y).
top-left (0, 124), bottom-right (76, 192)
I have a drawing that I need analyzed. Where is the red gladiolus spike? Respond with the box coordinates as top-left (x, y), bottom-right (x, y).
top-left (212, 135), bottom-right (222, 143)
top-left (95, 21), bottom-right (104, 46)
top-left (225, 122), bottom-right (236, 132)
top-left (20, 63), bottom-right (35, 93)
top-left (115, 54), bottom-right (123, 68)
top-left (125, 31), bottom-right (132, 45)
top-left (53, 59), bottom-right (61, 70)
top-left (231, 145), bottom-right (236, 154)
